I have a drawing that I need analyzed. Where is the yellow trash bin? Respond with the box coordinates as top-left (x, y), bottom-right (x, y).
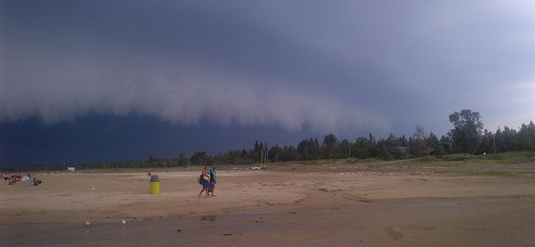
top-left (150, 175), bottom-right (160, 194)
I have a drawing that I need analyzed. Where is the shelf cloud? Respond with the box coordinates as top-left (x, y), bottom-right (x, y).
top-left (1, 1), bottom-right (534, 164)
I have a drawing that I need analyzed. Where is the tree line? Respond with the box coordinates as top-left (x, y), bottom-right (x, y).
top-left (3, 109), bottom-right (534, 172)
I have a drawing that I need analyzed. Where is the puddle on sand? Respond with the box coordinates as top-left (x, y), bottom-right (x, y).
top-left (200, 215), bottom-right (216, 222)
top-left (408, 202), bottom-right (457, 207)
top-left (407, 197), bottom-right (517, 208)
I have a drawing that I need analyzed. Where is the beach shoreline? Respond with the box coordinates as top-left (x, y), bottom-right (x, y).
top-left (2, 165), bottom-right (534, 246)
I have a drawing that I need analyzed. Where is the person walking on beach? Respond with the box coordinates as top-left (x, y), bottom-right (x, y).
top-left (199, 166), bottom-right (211, 198)
top-left (209, 167), bottom-right (217, 196)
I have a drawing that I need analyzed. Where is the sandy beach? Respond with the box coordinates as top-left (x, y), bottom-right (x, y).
top-left (1, 164), bottom-right (534, 246)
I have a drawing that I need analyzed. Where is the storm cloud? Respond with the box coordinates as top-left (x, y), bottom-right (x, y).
top-left (1, 1), bottom-right (534, 164)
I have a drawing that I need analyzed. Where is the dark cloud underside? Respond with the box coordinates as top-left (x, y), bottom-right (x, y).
top-left (1, 1), bottom-right (534, 165)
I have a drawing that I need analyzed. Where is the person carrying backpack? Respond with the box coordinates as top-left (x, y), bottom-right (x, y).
top-left (198, 166), bottom-right (211, 198)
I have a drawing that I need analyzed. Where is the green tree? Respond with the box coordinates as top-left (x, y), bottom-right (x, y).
top-left (281, 145), bottom-right (298, 161)
top-left (518, 122), bottom-right (535, 151)
top-left (307, 138), bottom-right (321, 160)
top-left (479, 130), bottom-right (494, 154)
top-left (323, 134), bottom-right (338, 146)
top-left (268, 145), bottom-right (282, 162)
top-left (340, 139), bottom-right (350, 158)
top-left (378, 145), bottom-right (394, 161)
top-left (433, 142), bottom-right (446, 157)
top-left (426, 132), bottom-right (439, 148)
top-left (355, 136), bottom-right (373, 159)
top-left (321, 134), bottom-right (339, 159)
top-left (178, 152), bottom-right (188, 166)
top-left (190, 151), bottom-right (208, 166)
top-left (412, 125), bottom-right (427, 157)
top-left (448, 109), bottom-right (484, 154)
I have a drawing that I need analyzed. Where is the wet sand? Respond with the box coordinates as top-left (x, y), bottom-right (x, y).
top-left (1, 165), bottom-right (534, 246)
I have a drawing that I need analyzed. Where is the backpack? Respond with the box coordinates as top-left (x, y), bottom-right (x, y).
top-left (209, 170), bottom-right (214, 182)
top-left (198, 174), bottom-right (203, 184)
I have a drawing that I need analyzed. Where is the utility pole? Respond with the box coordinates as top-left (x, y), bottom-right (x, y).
top-left (407, 140), bottom-right (410, 159)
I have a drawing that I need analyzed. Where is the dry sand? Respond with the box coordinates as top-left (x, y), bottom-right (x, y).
top-left (1, 164), bottom-right (534, 246)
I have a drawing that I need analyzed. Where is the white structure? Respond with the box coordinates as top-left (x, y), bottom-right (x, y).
top-left (67, 167), bottom-right (75, 172)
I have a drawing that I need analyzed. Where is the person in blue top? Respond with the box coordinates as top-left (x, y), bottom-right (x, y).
top-left (208, 167), bottom-right (217, 196)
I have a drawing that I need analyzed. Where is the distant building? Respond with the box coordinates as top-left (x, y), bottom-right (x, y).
top-left (67, 167), bottom-right (75, 172)
top-left (393, 146), bottom-right (407, 153)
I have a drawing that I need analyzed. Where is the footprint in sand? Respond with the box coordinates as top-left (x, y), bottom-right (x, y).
top-left (385, 225), bottom-right (405, 240)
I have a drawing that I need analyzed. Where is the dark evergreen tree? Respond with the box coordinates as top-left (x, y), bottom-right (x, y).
top-left (518, 122), bottom-right (535, 151)
top-left (268, 145), bottom-right (282, 162)
top-left (433, 142), bottom-right (446, 157)
top-left (323, 134), bottom-right (338, 146)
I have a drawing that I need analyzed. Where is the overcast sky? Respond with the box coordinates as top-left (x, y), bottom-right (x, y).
top-left (1, 1), bottom-right (534, 165)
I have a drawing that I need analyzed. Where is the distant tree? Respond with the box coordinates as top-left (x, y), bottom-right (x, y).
top-left (448, 109), bottom-right (484, 154)
top-left (439, 135), bottom-right (452, 154)
top-left (368, 133), bottom-right (376, 144)
top-left (411, 125), bottom-right (427, 157)
top-left (385, 133), bottom-right (401, 148)
top-left (414, 125), bottom-right (427, 141)
top-left (479, 129), bottom-right (494, 154)
top-left (321, 134), bottom-right (339, 159)
top-left (190, 151), bottom-right (208, 166)
top-left (307, 138), bottom-right (321, 160)
top-left (426, 132), bottom-right (439, 148)
top-left (503, 126), bottom-right (516, 151)
top-left (340, 139), bottom-right (350, 158)
top-left (323, 134), bottom-right (338, 146)
top-left (297, 139), bottom-right (308, 157)
top-left (355, 136), bottom-right (374, 159)
top-left (518, 122), bottom-right (535, 151)
top-left (281, 145), bottom-right (298, 161)
top-left (433, 142), bottom-right (447, 157)
top-left (495, 128), bottom-right (505, 152)
top-left (178, 152), bottom-right (188, 166)
top-left (399, 135), bottom-right (408, 147)
top-left (378, 145), bottom-right (394, 161)
top-left (268, 145), bottom-right (282, 162)
top-left (297, 138), bottom-right (320, 160)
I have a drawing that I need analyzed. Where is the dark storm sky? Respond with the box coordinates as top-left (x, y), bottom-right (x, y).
top-left (1, 1), bottom-right (534, 165)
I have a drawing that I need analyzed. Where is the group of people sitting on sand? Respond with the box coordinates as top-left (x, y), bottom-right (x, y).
top-left (4, 173), bottom-right (25, 185)
top-left (199, 166), bottom-right (217, 198)
top-left (4, 173), bottom-right (41, 186)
